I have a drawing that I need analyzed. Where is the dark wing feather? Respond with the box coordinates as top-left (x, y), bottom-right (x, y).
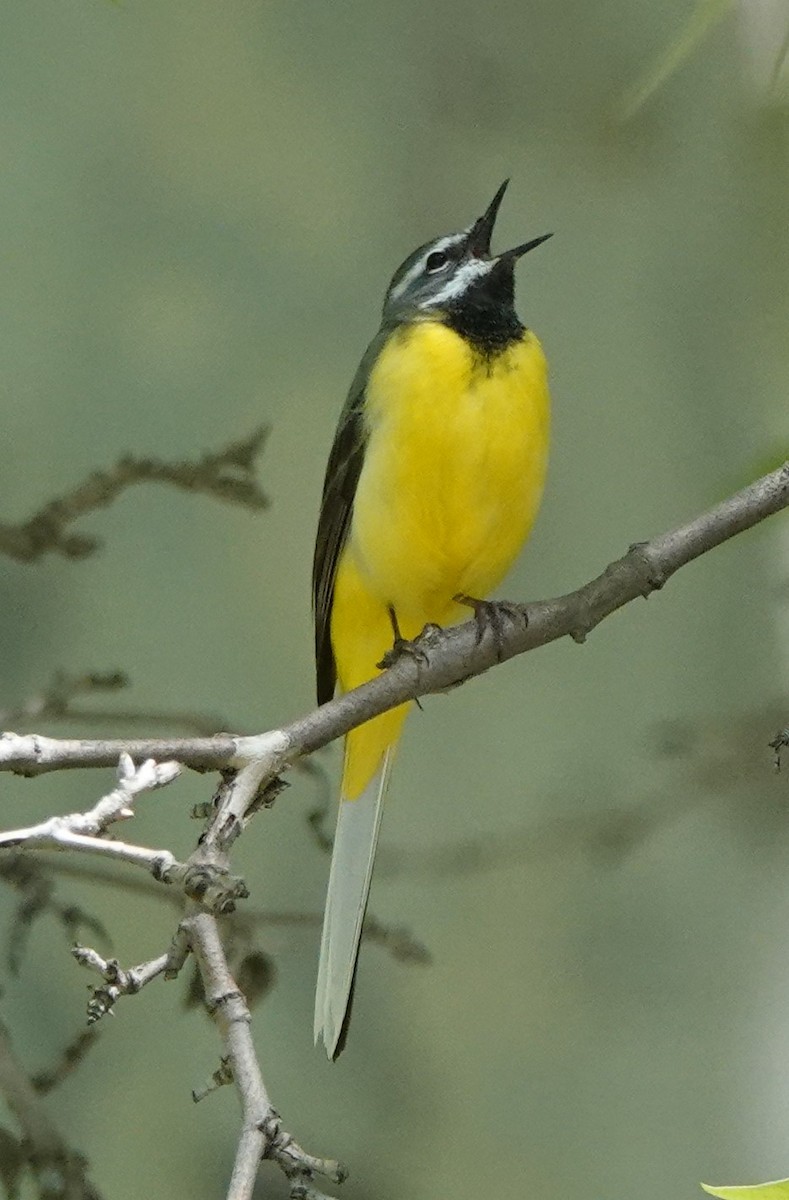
top-left (313, 328), bottom-right (390, 705)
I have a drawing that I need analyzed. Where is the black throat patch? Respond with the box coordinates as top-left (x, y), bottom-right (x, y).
top-left (444, 299), bottom-right (525, 357)
top-left (441, 263), bottom-right (525, 357)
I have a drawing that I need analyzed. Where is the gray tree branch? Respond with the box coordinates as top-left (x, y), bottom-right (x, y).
top-left (186, 910), bottom-right (345, 1200)
top-left (1, 460), bottom-right (786, 781)
top-left (1, 765), bottom-right (344, 1198)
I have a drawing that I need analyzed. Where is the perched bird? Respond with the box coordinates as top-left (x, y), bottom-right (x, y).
top-left (312, 181), bottom-right (552, 1058)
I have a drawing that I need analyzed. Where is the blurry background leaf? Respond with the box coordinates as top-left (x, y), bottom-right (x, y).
top-left (703, 1181), bottom-right (789, 1200)
top-left (620, 0), bottom-right (735, 117)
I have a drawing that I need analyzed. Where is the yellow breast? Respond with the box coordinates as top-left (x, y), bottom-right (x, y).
top-left (347, 319), bottom-right (550, 624)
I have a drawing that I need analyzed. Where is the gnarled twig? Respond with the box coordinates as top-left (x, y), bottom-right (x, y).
top-left (0, 425), bottom-right (269, 563)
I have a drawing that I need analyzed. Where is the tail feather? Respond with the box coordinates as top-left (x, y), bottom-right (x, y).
top-left (314, 749), bottom-right (394, 1059)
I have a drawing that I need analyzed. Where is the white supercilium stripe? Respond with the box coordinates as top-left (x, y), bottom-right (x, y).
top-left (387, 231), bottom-right (467, 304)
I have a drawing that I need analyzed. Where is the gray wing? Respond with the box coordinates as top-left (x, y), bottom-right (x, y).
top-left (312, 328), bottom-right (390, 706)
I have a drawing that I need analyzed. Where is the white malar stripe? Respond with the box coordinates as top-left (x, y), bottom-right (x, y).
top-left (387, 231), bottom-right (467, 304)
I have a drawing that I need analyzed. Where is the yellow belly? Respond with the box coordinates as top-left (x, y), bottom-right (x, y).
top-left (351, 320), bottom-right (549, 620)
top-left (331, 318), bottom-right (550, 797)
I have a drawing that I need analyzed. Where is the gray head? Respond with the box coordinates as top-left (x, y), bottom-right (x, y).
top-left (382, 181), bottom-right (552, 325)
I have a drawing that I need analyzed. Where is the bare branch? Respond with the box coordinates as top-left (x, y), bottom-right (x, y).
top-left (0, 731), bottom-right (238, 776)
top-left (0, 824), bottom-right (246, 915)
top-left (0, 425), bottom-right (269, 563)
top-left (200, 734), bottom-right (291, 855)
top-left (30, 1030), bottom-right (101, 1096)
top-left (0, 670), bottom-right (130, 725)
top-left (0, 854), bottom-right (110, 974)
top-left (0, 752), bottom-right (180, 852)
top-left (0, 669), bottom-right (229, 737)
top-left (186, 910), bottom-right (345, 1200)
top-left (0, 460), bottom-right (786, 783)
top-left (72, 947), bottom-right (170, 1023)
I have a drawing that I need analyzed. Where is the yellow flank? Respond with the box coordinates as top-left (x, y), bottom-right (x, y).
top-left (331, 318), bottom-right (550, 800)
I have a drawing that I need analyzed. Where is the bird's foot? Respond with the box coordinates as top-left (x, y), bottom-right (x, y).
top-left (377, 622), bottom-right (443, 672)
top-left (453, 594), bottom-right (527, 662)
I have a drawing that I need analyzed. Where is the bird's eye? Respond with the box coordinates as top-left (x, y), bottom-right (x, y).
top-left (425, 250), bottom-right (449, 273)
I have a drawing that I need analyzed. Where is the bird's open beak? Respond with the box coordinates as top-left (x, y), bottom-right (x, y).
top-left (466, 179), bottom-right (553, 262)
top-left (498, 231), bottom-right (553, 261)
top-left (466, 180), bottom-right (510, 257)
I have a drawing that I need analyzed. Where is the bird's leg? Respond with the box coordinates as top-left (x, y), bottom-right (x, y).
top-left (388, 605), bottom-right (405, 645)
top-left (377, 606), bottom-right (442, 673)
top-left (453, 594), bottom-right (527, 662)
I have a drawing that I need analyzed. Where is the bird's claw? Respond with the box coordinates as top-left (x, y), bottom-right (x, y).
top-left (377, 623), bottom-right (442, 672)
top-left (453, 594), bottom-right (526, 661)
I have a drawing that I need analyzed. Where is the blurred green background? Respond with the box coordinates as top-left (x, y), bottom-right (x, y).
top-left (0, 0), bottom-right (788, 1197)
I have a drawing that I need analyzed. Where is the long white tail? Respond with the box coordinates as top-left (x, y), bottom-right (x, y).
top-left (314, 750), bottom-right (393, 1059)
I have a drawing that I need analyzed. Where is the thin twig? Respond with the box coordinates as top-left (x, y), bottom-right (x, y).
top-left (0, 854), bottom-right (109, 974)
top-left (0, 754), bottom-right (191, 886)
top-left (0, 425), bottom-right (269, 563)
top-left (0, 669), bottom-right (228, 736)
top-left (71, 948), bottom-right (170, 1023)
top-left (0, 753), bottom-right (182, 840)
top-left (30, 1030), bottom-right (101, 1096)
top-left (0, 670), bottom-right (130, 725)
